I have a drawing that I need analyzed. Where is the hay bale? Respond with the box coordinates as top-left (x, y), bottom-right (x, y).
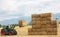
top-left (18, 19), bottom-right (27, 27)
top-left (28, 31), bottom-right (47, 35)
top-left (32, 13), bottom-right (52, 18)
top-left (32, 17), bottom-right (52, 21)
top-left (47, 31), bottom-right (57, 35)
top-left (40, 13), bottom-right (52, 17)
top-left (28, 13), bottom-right (57, 35)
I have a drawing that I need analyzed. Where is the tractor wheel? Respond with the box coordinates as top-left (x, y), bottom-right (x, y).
top-left (9, 31), bottom-right (12, 35)
top-left (12, 30), bottom-right (17, 35)
top-left (1, 29), bottom-right (5, 35)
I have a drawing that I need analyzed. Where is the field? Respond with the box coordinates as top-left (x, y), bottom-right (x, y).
top-left (0, 24), bottom-right (60, 37)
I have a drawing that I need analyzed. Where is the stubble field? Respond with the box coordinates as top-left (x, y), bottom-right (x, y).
top-left (0, 24), bottom-right (60, 37)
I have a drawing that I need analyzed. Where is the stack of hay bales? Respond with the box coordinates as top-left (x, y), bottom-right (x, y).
top-left (28, 13), bottom-right (58, 35)
top-left (19, 19), bottom-right (27, 27)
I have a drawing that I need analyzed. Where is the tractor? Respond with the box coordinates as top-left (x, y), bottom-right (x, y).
top-left (1, 25), bottom-right (17, 35)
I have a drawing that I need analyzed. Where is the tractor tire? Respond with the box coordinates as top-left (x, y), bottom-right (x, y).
top-left (9, 31), bottom-right (12, 35)
top-left (12, 30), bottom-right (17, 35)
top-left (14, 31), bottom-right (17, 35)
top-left (1, 29), bottom-right (5, 35)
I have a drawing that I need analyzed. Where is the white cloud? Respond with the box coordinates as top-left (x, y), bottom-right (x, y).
top-left (0, 0), bottom-right (60, 21)
top-left (0, 16), bottom-right (19, 21)
top-left (0, 0), bottom-right (53, 11)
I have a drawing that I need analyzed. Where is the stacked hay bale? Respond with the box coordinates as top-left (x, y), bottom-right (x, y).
top-left (19, 19), bottom-right (27, 27)
top-left (28, 13), bottom-right (58, 35)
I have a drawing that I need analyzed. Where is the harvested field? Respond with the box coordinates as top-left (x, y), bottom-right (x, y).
top-left (0, 24), bottom-right (60, 37)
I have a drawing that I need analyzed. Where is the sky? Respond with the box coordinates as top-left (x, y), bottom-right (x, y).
top-left (0, 0), bottom-right (60, 24)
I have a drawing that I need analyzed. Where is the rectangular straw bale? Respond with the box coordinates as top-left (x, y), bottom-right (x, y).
top-left (47, 28), bottom-right (57, 32)
top-left (32, 14), bottom-right (40, 18)
top-left (32, 25), bottom-right (41, 28)
top-left (40, 17), bottom-right (52, 21)
top-left (40, 13), bottom-right (52, 17)
top-left (30, 28), bottom-right (47, 32)
top-left (47, 31), bottom-right (57, 35)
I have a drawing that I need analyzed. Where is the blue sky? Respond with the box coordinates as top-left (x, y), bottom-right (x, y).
top-left (0, 0), bottom-right (60, 24)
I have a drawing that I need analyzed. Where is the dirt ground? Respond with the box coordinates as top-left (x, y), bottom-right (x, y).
top-left (0, 24), bottom-right (60, 37)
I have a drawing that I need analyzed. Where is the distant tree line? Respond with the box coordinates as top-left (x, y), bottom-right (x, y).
top-left (28, 21), bottom-right (32, 25)
top-left (10, 24), bottom-right (18, 29)
top-left (59, 22), bottom-right (60, 24)
top-left (0, 24), bottom-right (2, 28)
top-left (0, 24), bottom-right (18, 28)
